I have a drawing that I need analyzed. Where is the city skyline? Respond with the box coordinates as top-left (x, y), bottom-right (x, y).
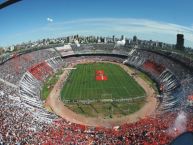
top-left (1, 0), bottom-right (193, 47)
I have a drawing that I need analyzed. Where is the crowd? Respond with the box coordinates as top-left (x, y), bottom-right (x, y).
top-left (1, 91), bottom-right (193, 145)
top-left (139, 49), bottom-right (192, 81)
top-left (0, 82), bottom-right (47, 144)
top-left (0, 48), bottom-right (60, 85)
top-left (71, 44), bottom-right (114, 52)
top-left (124, 49), bottom-right (193, 112)
top-left (1, 111), bottom-right (191, 145)
top-left (0, 45), bottom-right (193, 144)
top-left (71, 43), bottom-right (129, 56)
top-left (0, 48), bottom-right (64, 144)
top-left (143, 60), bottom-right (165, 76)
top-left (28, 61), bottom-right (54, 81)
top-left (64, 55), bottom-right (125, 65)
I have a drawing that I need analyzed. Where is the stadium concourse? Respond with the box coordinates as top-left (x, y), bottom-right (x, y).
top-left (0, 44), bottom-right (193, 144)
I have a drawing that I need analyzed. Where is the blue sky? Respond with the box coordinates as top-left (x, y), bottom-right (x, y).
top-left (0, 0), bottom-right (193, 47)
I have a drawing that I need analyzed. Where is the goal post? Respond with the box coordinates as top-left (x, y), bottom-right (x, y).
top-left (101, 93), bottom-right (113, 101)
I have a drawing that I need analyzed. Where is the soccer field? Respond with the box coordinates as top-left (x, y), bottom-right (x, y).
top-left (61, 63), bottom-right (145, 101)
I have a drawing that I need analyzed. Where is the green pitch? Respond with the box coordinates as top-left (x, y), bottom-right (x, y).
top-left (61, 63), bottom-right (145, 101)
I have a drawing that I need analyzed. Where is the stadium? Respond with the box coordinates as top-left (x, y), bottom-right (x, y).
top-left (1, 0), bottom-right (193, 144)
top-left (1, 40), bottom-right (193, 144)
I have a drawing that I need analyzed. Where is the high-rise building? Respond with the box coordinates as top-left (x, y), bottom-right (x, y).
top-left (104, 37), bottom-right (107, 43)
top-left (121, 35), bottom-right (125, 40)
top-left (176, 34), bottom-right (184, 50)
top-left (133, 36), bottom-right (138, 44)
top-left (112, 35), bottom-right (115, 42)
top-left (133, 36), bottom-right (137, 43)
top-left (67, 36), bottom-right (73, 43)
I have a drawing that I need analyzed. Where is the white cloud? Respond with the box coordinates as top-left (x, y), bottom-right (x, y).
top-left (47, 17), bottom-right (53, 22)
top-left (2, 18), bottom-right (193, 47)
top-left (42, 18), bottom-right (193, 46)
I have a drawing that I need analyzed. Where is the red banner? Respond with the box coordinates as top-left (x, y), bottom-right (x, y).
top-left (96, 70), bottom-right (104, 75)
top-left (95, 70), bottom-right (108, 81)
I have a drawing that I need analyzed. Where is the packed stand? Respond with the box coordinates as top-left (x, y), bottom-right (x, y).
top-left (21, 111), bottom-right (193, 145)
top-left (0, 82), bottom-right (50, 144)
top-left (124, 49), bottom-right (193, 112)
top-left (71, 43), bottom-right (129, 55)
top-left (1, 45), bottom-right (193, 144)
top-left (0, 48), bottom-right (60, 85)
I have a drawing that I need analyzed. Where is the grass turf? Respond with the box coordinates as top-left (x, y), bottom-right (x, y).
top-left (65, 98), bottom-right (146, 118)
top-left (61, 63), bottom-right (145, 101)
top-left (41, 69), bottom-right (63, 100)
